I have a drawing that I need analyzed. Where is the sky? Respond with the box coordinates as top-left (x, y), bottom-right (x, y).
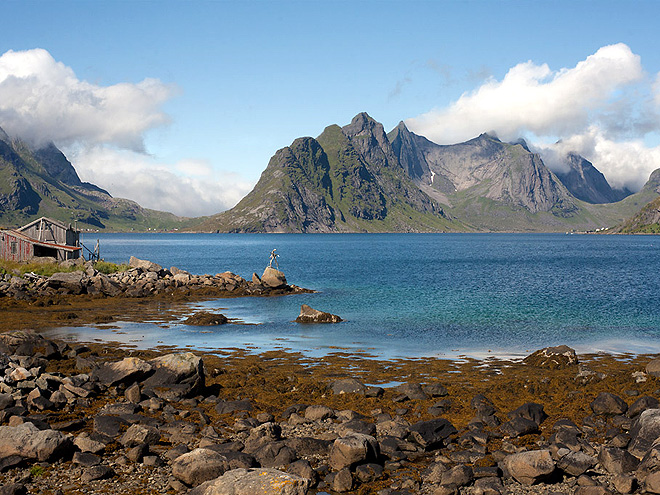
top-left (1, 0), bottom-right (660, 216)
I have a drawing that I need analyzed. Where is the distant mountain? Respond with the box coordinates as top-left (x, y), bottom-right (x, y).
top-left (200, 113), bottom-right (660, 233)
top-left (0, 126), bottom-right (193, 231)
top-left (554, 153), bottom-right (631, 204)
top-left (616, 169), bottom-right (660, 233)
top-left (198, 113), bottom-right (457, 232)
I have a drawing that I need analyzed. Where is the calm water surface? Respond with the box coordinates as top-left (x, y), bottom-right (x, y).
top-left (49, 233), bottom-right (660, 359)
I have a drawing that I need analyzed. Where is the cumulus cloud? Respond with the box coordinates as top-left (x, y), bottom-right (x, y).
top-left (0, 48), bottom-right (250, 216)
top-left (407, 43), bottom-right (660, 192)
top-left (70, 147), bottom-right (253, 217)
top-left (0, 49), bottom-right (176, 150)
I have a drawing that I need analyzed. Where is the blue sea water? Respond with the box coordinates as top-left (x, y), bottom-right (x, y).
top-left (50, 233), bottom-right (660, 359)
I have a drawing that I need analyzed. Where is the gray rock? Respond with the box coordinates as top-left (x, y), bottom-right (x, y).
top-left (331, 467), bottom-right (353, 492)
top-left (646, 358), bottom-right (660, 377)
top-left (355, 463), bottom-right (383, 483)
top-left (612, 474), bottom-right (636, 494)
top-left (597, 446), bottom-right (639, 474)
top-left (172, 448), bottom-right (230, 486)
top-left (629, 409), bottom-right (660, 458)
top-left (471, 477), bottom-right (504, 495)
top-left (408, 418), bottom-right (457, 450)
top-left (329, 433), bottom-right (379, 471)
top-left (556, 450), bottom-right (596, 476)
top-left (646, 472), bottom-right (660, 494)
top-left (304, 405), bottom-right (334, 421)
top-left (48, 271), bottom-right (85, 294)
top-left (295, 304), bottom-right (342, 323)
top-left (91, 357), bottom-right (153, 387)
top-left (590, 392), bottom-right (628, 416)
top-left (253, 442), bottom-right (297, 468)
top-left (119, 424), bottom-right (160, 447)
top-left (440, 464), bottom-right (473, 487)
top-left (129, 256), bottom-right (162, 272)
top-left (74, 432), bottom-right (106, 454)
top-left (330, 378), bottom-right (367, 395)
top-left (81, 465), bottom-right (114, 482)
top-left (395, 382), bottom-right (428, 400)
top-left (261, 267), bottom-right (287, 288)
top-left (628, 396), bottom-right (660, 418)
top-left (216, 399), bottom-right (252, 415)
top-left (500, 416), bottom-right (539, 438)
top-left (72, 451), bottom-right (101, 466)
top-left (423, 382), bottom-right (449, 397)
top-left (500, 450), bottom-right (555, 485)
top-left (0, 422), bottom-right (72, 462)
top-left (507, 402), bottom-right (548, 425)
top-left (188, 468), bottom-right (309, 495)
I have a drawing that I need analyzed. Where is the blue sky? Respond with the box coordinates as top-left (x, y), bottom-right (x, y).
top-left (2, 0), bottom-right (660, 216)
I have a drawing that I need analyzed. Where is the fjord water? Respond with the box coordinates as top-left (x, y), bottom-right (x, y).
top-left (58, 233), bottom-right (660, 359)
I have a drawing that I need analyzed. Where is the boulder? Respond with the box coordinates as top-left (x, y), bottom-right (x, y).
top-left (500, 416), bottom-right (539, 438)
top-left (295, 304), bottom-right (342, 323)
top-left (646, 358), bottom-right (660, 377)
top-left (628, 409), bottom-right (660, 458)
top-left (304, 405), bottom-right (334, 421)
top-left (172, 448), bottom-right (230, 486)
top-left (501, 450), bottom-right (555, 485)
top-left (146, 352), bottom-right (205, 391)
top-left (91, 357), bottom-right (153, 387)
top-left (261, 267), bottom-right (287, 288)
top-left (408, 418), bottom-right (457, 450)
top-left (394, 382), bottom-right (428, 400)
top-left (188, 468), bottom-right (309, 495)
top-left (329, 433), bottom-right (379, 471)
top-left (330, 378), bottom-right (367, 395)
top-left (557, 450), bottom-right (596, 476)
top-left (598, 446), bottom-right (639, 474)
top-left (590, 392), bottom-right (628, 416)
top-left (47, 271), bottom-right (85, 294)
top-left (119, 424), bottom-right (161, 447)
top-left (0, 422), bottom-right (73, 462)
top-left (628, 396), bottom-right (660, 418)
top-left (523, 345), bottom-right (578, 369)
top-left (129, 256), bottom-right (162, 273)
top-left (508, 402), bottom-right (548, 425)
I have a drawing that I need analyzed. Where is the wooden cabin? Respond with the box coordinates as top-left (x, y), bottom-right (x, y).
top-left (1, 217), bottom-right (81, 262)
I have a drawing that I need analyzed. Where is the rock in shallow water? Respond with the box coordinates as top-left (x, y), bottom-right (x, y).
top-left (523, 345), bottom-right (578, 369)
top-left (295, 304), bottom-right (342, 324)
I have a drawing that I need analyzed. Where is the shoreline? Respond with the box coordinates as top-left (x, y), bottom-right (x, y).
top-left (1, 330), bottom-right (660, 494)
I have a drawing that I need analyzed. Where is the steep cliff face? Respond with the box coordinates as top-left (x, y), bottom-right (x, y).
top-left (0, 125), bottom-right (189, 231)
top-left (555, 153), bottom-right (631, 204)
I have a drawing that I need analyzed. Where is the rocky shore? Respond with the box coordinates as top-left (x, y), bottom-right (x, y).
top-left (0, 257), bottom-right (308, 301)
top-left (2, 332), bottom-right (660, 494)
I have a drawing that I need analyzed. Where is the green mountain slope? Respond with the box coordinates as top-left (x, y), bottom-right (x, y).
top-left (612, 169), bottom-right (660, 233)
top-left (0, 129), bottom-right (197, 231)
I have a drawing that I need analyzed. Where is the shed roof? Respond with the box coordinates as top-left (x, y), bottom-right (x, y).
top-left (18, 217), bottom-right (75, 232)
top-left (1, 229), bottom-right (81, 252)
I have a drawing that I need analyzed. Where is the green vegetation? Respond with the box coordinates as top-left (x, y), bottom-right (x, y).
top-left (94, 260), bottom-right (129, 274)
top-left (30, 465), bottom-right (46, 477)
top-left (0, 258), bottom-right (127, 277)
top-left (0, 259), bottom-right (83, 277)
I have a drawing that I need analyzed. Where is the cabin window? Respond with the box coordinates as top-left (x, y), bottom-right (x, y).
top-left (10, 242), bottom-right (17, 255)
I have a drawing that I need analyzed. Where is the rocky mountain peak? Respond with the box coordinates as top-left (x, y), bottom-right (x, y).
top-left (0, 125), bottom-right (10, 144)
top-left (555, 153), bottom-right (630, 204)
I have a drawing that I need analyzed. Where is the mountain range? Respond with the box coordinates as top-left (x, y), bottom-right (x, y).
top-left (198, 113), bottom-right (660, 233)
top-left (2, 114), bottom-right (659, 234)
top-left (0, 125), bottom-right (192, 231)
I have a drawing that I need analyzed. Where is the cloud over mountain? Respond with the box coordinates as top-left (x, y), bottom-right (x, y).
top-left (407, 43), bottom-right (660, 192)
top-left (0, 48), bottom-right (248, 216)
top-left (0, 48), bottom-right (175, 150)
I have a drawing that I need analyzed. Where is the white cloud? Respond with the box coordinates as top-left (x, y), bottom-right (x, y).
top-left (69, 147), bottom-right (254, 217)
top-left (0, 48), bottom-right (176, 150)
top-left (407, 43), bottom-right (660, 192)
top-left (0, 48), bottom-right (253, 216)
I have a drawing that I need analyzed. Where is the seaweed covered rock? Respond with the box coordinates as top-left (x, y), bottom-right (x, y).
top-left (183, 312), bottom-right (229, 326)
top-left (295, 304), bottom-right (342, 324)
top-left (523, 345), bottom-right (578, 369)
